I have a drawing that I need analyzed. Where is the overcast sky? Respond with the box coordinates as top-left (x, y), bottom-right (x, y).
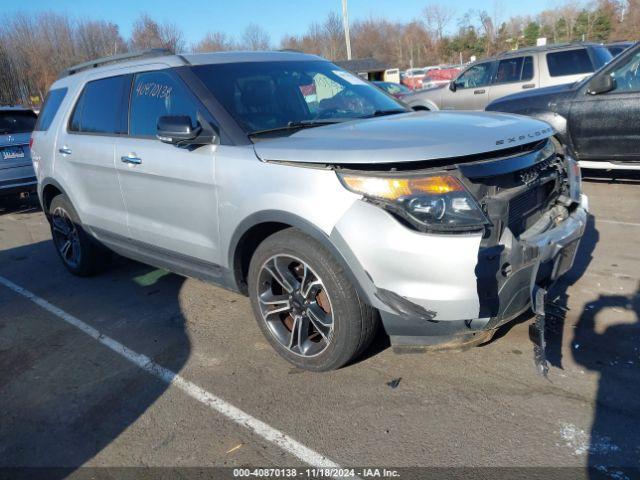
top-left (3, 0), bottom-right (560, 46)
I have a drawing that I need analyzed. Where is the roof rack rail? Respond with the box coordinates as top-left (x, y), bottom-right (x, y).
top-left (58, 48), bottom-right (176, 79)
top-left (495, 41), bottom-right (596, 57)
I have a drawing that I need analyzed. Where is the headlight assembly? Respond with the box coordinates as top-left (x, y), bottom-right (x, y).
top-left (338, 173), bottom-right (490, 233)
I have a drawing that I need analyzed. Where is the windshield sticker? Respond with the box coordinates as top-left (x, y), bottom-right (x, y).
top-left (332, 70), bottom-right (367, 86)
top-left (135, 82), bottom-right (173, 99)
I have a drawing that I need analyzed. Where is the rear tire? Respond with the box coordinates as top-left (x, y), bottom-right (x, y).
top-left (248, 228), bottom-right (379, 371)
top-left (48, 194), bottom-right (110, 276)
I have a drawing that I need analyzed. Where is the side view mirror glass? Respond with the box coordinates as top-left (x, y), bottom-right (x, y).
top-left (449, 81), bottom-right (457, 92)
top-left (587, 74), bottom-right (615, 95)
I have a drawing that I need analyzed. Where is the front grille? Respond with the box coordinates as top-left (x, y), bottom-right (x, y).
top-left (507, 180), bottom-right (556, 236)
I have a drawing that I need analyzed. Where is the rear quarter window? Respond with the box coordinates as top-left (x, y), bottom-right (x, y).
top-left (546, 49), bottom-right (593, 77)
top-left (34, 88), bottom-right (67, 131)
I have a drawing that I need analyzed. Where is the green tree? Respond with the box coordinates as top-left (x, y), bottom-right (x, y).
top-left (523, 22), bottom-right (541, 46)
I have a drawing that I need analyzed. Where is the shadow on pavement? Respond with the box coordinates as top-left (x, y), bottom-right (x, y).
top-left (572, 286), bottom-right (640, 477)
top-left (0, 239), bottom-right (191, 475)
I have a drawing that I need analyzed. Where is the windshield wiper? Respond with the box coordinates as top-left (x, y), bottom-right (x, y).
top-left (248, 119), bottom-right (345, 137)
top-left (362, 109), bottom-right (408, 118)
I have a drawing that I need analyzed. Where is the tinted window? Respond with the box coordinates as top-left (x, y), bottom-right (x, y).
top-left (191, 61), bottom-right (405, 134)
top-left (0, 110), bottom-right (37, 134)
top-left (34, 88), bottom-right (67, 131)
top-left (522, 56), bottom-right (534, 81)
top-left (69, 75), bottom-right (130, 134)
top-left (547, 49), bottom-right (594, 77)
top-left (611, 49), bottom-right (640, 92)
top-left (455, 62), bottom-right (493, 89)
top-left (129, 71), bottom-right (199, 137)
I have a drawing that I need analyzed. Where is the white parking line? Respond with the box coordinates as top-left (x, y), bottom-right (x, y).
top-left (597, 219), bottom-right (640, 227)
top-left (0, 275), bottom-right (342, 470)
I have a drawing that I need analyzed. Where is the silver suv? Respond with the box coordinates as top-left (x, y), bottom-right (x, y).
top-left (406, 42), bottom-right (613, 111)
top-left (32, 49), bottom-right (588, 371)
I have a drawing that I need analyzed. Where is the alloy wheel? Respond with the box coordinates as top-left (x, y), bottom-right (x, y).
top-left (51, 207), bottom-right (81, 269)
top-left (256, 254), bottom-right (334, 357)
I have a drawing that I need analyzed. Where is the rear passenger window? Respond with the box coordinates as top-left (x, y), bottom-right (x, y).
top-left (34, 88), bottom-right (67, 131)
top-left (547, 49), bottom-right (593, 77)
top-left (493, 56), bottom-right (534, 84)
top-left (68, 75), bottom-right (130, 134)
top-left (129, 71), bottom-right (198, 137)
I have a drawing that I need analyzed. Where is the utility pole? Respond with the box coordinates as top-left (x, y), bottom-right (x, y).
top-left (342, 0), bottom-right (352, 60)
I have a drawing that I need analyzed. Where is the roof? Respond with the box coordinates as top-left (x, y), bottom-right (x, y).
top-left (496, 42), bottom-right (604, 59)
top-left (58, 49), bottom-right (325, 80)
top-left (334, 57), bottom-right (389, 73)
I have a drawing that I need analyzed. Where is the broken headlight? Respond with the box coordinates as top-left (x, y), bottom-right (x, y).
top-left (337, 173), bottom-right (490, 233)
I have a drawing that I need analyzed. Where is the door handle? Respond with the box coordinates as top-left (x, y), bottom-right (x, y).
top-left (522, 83), bottom-right (535, 89)
top-left (58, 146), bottom-right (72, 155)
top-left (121, 154), bottom-right (142, 165)
top-left (474, 89), bottom-right (486, 94)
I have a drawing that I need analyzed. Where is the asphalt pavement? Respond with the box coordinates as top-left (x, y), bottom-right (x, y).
top-left (0, 177), bottom-right (638, 478)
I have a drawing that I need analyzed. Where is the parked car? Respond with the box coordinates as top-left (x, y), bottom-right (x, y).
top-left (32, 49), bottom-right (587, 371)
top-left (606, 41), bottom-right (634, 57)
top-left (401, 68), bottom-right (427, 90)
top-left (405, 42), bottom-right (613, 111)
top-left (487, 42), bottom-right (640, 171)
top-left (421, 66), bottom-right (462, 89)
top-left (373, 81), bottom-right (412, 99)
top-left (0, 107), bottom-right (38, 202)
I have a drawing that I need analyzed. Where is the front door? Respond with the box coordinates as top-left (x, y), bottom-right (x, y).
top-left (115, 69), bottom-right (221, 266)
top-left (569, 48), bottom-right (640, 162)
top-left (442, 62), bottom-right (493, 110)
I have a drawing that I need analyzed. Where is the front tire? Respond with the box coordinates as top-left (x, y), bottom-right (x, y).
top-left (248, 228), bottom-right (379, 371)
top-left (48, 194), bottom-right (109, 276)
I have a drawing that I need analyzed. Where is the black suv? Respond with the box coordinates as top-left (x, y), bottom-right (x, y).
top-left (487, 42), bottom-right (640, 171)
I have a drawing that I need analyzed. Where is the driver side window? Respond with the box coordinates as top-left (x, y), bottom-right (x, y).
top-left (455, 63), bottom-right (493, 89)
top-left (611, 50), bottom-right (640, 93)
top-left (130, 71), bottom-right (198, 137)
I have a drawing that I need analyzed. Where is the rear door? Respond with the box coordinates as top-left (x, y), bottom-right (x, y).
top-left (569, 48), bottom-right (640, 162)
top-left (442, 61), bottom-right (494, 110)
top-left (114, 69), bottom-right (221, 265)
top-left (55, 74), bottom-right (131, 236)
top-left (487, 56), bottom-right (537, 104)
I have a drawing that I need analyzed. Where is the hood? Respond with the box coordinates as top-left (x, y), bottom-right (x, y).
top-left (252, 111), bottom-right (553, 165)
top-left (405, 84), bottom-right (446, 100)
top-left (487, 82), bottom-right (577, 109)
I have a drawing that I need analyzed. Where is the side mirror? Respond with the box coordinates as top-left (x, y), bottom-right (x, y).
top-left (157, 115), bottom-right (201, 145)
top-left (587, 74), bottom-right (615, 95)
top-left (449, 81), bottom-right (457, 92)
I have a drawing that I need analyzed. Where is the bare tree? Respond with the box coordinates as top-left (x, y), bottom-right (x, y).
top-left (241, 23), bottom-right (270, 50)
top-left (129, 14), bottom-right (185, 52)
top-left (193, 32), bottom-right (234, 52)
top-left (423, 3), bottom-right (455, 40)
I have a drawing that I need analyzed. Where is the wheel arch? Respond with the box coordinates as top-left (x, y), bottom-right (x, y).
top-left (40, 178), bottom-right (68, 217)
top-left (228, 210), bottom-right (375, 304)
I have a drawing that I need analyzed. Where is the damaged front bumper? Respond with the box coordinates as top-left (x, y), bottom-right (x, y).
top-left (331, 194), bottom-right (588, 349)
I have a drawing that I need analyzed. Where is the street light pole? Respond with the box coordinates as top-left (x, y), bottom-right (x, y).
top-left (342, 0), bottom-right (352, 60)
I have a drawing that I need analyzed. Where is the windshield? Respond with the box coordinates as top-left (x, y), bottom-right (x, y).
top-left (191, 61), bottom-right (406, 135)
top-left (0, 110), bottom-right (37, 134)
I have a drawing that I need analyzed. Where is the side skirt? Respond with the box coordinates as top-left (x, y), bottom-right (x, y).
top-left (90, 227), bottom-right (240, 292)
